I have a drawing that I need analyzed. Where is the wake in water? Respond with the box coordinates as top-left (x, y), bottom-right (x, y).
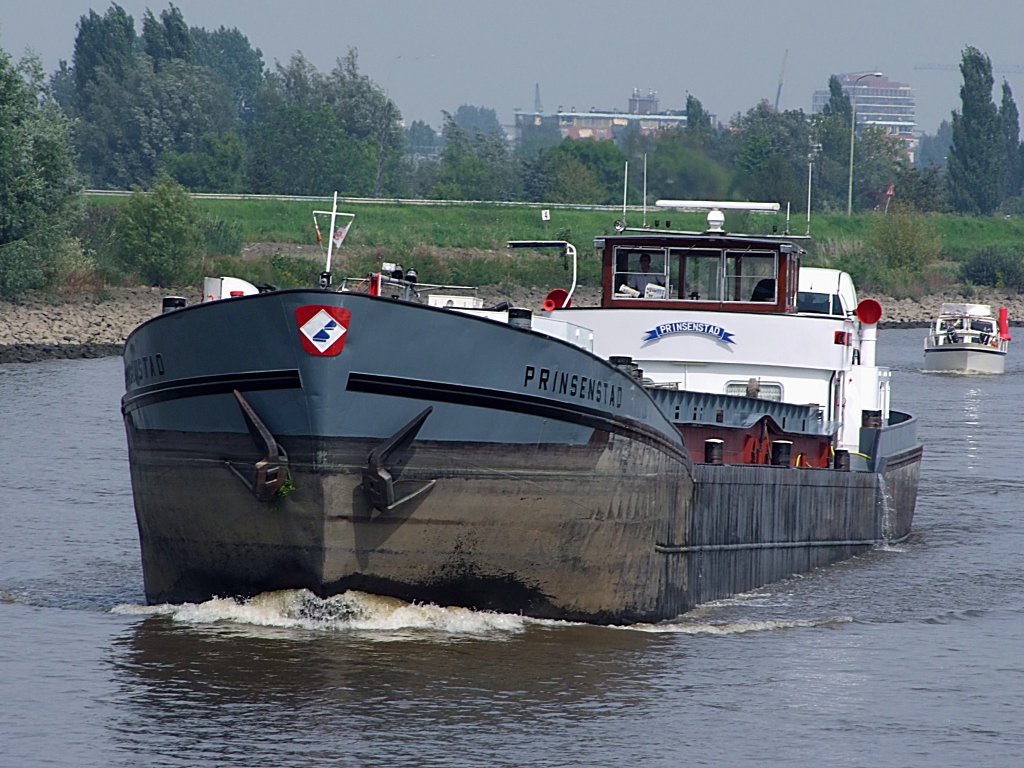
top-left (113, 588), bottom-right (531, 638)
top-left (112, 585), bottom-right (857, 638)
top-left (622, 587), bottom-right (856, 636)
top-left (633, 614), bottom-right (854, 635)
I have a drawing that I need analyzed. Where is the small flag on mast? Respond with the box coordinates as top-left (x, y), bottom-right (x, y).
top-left (332, 223), bottom-right (350, 248)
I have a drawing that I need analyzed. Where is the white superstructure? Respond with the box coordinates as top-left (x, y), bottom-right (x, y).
top-left (538, 205), bottom-right (892, 455)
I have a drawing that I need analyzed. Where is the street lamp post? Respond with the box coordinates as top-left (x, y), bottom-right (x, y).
top-left (847, 72), bottom-right (884, 216)
top-left (807, 143), bottom-right (820, 236)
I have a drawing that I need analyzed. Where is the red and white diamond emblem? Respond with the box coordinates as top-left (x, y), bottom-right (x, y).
top-left (296, 305), bottom-right (351, 356)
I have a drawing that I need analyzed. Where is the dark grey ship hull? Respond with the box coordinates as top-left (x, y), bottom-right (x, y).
top-left (680, 444), bottom-right (921, 606)
top-left (123, 290), bottom-right (694, 623)
top-left (659, 389), bottom-right (921, 606)
top-left (122, 288), bottom-right (921, 624)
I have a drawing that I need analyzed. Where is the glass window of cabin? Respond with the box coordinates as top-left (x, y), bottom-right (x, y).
top-left (724, 250), bottom-right (776, 303)
top-left (725, 380), bottom-right (783, 402)
top-left (797, 291), bottom-right (831, 314)
top-left (613, 247), bottom-right (668, 299)
top-left (672, 248), bottom-right (722, 301)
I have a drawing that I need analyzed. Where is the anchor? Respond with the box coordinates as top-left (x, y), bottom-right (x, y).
top-left (361, 406), bottom-right (436, 511)
top-left (227, 389), bottom-right (291, 502)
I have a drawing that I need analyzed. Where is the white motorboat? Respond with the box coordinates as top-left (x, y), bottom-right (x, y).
top-left (923, 302), bottom-right (1010, 374)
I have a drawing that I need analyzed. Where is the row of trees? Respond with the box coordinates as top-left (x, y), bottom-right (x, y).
top-left (38, 5), bottom-right (1024, 216)
top-left (57, 4), bottom-right (405, 196)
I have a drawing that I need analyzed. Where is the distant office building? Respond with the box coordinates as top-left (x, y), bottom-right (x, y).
top-left (628, 88), bottom-right (661, 115)
top-left (812, 73), bottom-right (917, 160)
top-left (515, 88), bottom-right (689, 144)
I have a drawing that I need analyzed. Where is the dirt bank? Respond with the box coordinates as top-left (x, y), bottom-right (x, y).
top-left (1, 282), bottom-right (1020, 364)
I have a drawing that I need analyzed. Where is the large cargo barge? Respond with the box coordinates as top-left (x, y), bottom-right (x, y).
top-left (121, 198), bottom-right (921, 623)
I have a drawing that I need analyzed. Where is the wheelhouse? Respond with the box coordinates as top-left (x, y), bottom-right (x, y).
top-left (598, 231), bottom-right (803, 314)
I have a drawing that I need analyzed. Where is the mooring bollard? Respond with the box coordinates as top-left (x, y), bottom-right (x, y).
top-left (833, 448), bottom-right (850, 471)
top-left (771, 440), bottom-right (793, 467)
top-left (704, 438), bottom-right (724, 464)
top-left (162, 296), bottom-right (186, 313)
top-left (508, 307), bottom-right (532, 330)
top-left (862, 409), bottom-right (882, 428)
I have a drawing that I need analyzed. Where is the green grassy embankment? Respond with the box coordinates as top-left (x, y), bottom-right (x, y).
top-left (86, 195), bottom-right (1024, 295)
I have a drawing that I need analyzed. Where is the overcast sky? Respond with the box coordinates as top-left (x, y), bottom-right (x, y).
top-left (4, 0), bottom-right (1024, 135)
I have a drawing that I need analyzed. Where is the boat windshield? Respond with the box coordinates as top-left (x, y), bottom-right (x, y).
top-left (939, 317), bottom-right (995, 332)
top-left (797, 291), bottom-right (843, 315)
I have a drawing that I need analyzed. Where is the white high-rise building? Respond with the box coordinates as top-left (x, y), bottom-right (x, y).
top-left (812, 73), bottom-right (917, 161)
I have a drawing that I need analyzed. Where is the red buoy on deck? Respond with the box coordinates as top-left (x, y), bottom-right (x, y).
top-left (856, 298), bottom-right (883, 325)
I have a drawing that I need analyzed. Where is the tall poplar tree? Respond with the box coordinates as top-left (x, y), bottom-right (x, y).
top-left (684, 94), bottom-right (714, 146)
top-left (998, 80), bottom-right (1023, 200)
top-left (812, 75), bottom-right (854, 210)
top-left (948, 46), bottom-right (1004, 214)
top-left (71, 4), bottom-right (135, 99)
top-left (141, 5), bottom-right (193, 70)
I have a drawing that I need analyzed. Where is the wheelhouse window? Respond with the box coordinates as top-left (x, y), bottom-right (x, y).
top-left (672, 248), bottom-right (722, 301)
top-left (724, 251), bottom-right (776, 303)
top-left (613, 248), bottom-right (668, 299)
top-left (675, 247), bottom-right (777, 302)
top-left (611, 243), bottom-right (781, 304)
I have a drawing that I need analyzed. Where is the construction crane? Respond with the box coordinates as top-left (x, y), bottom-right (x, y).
top-left (774, 49), bottom-right (788, 111)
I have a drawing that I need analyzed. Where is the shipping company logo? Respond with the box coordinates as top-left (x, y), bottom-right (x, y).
top-left (296, 305), bottom-right (352, 356)
top-left (642, 320), bottom-right (735, 344)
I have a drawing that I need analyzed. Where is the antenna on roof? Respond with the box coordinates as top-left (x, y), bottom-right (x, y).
top-left (622, 161), bottom-right (629, 225)
top-left (655, 200), bottom-right (781, 212)
top-left (655, 200), bottom-right (781, 234)
top-left (642, 154), bottom-right (648, 227)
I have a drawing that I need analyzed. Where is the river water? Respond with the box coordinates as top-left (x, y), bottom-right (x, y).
top-left (1, 329), bottom-right (1022, 767)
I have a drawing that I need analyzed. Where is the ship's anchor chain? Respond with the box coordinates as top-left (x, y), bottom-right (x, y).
top-left (227, 389), bottom-right (291, 502)
top-left (361, 406), bottom-right (436, 512)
